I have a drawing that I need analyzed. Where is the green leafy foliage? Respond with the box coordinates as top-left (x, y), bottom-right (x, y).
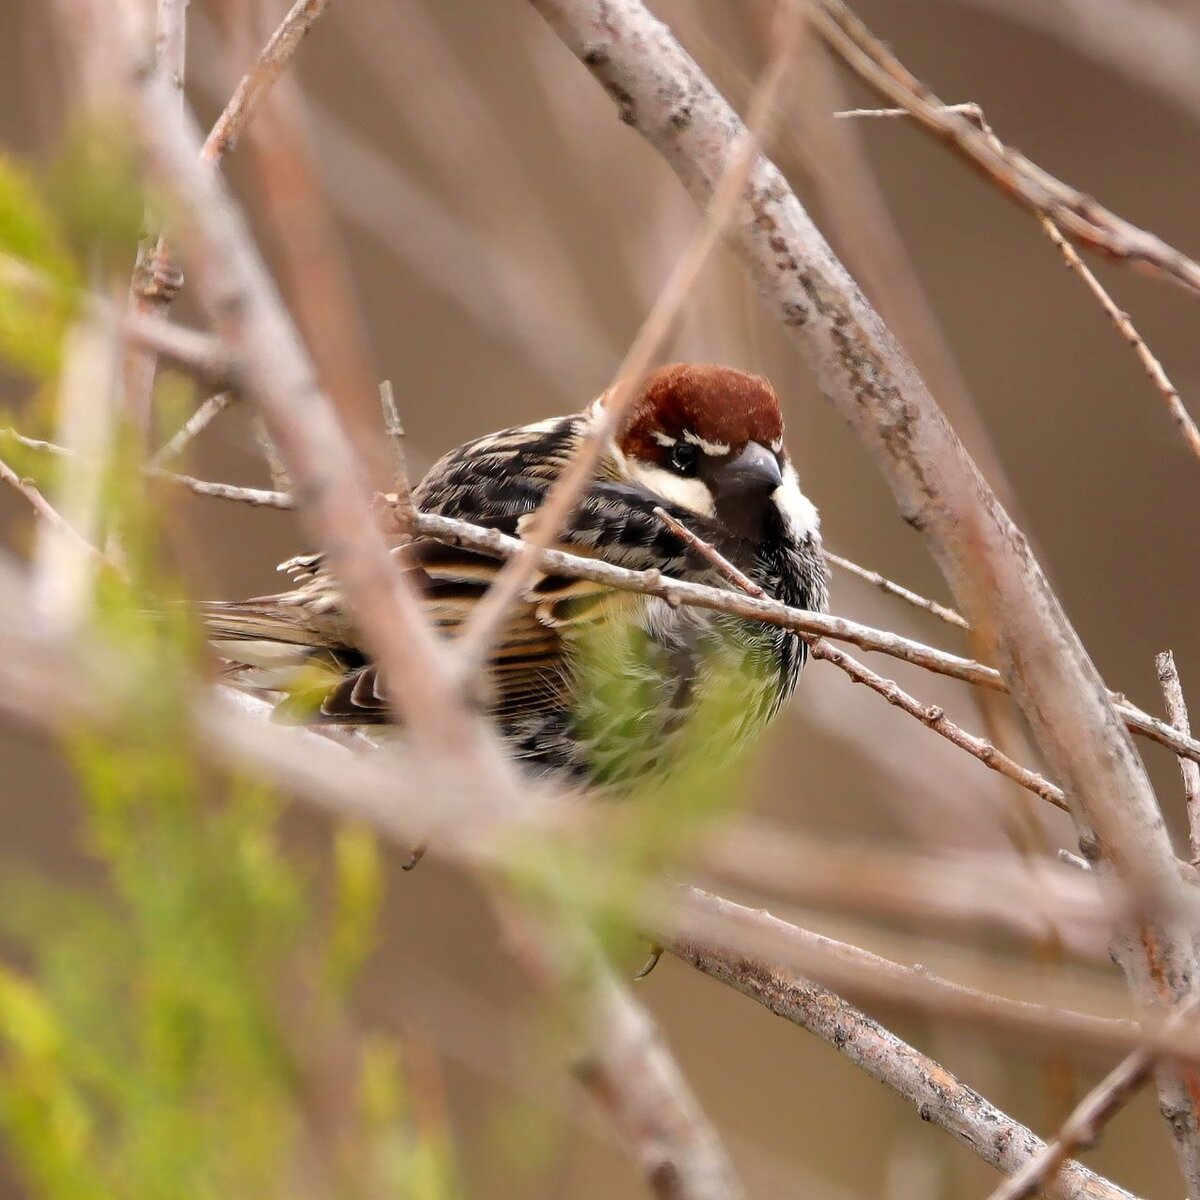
top-left (508, 617), bottom-right (767, 968)
top-left (0, 156), bottom-right (79, 378)
top-left (0, 405), bottom-right (459, 1200)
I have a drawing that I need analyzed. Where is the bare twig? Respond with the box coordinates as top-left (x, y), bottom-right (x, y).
top-left (124, 0), bottom-right (190, 435)
top-left (529, 0), bottom-right (1200, 1185)
top-left (378, 380), bottom-right (413, 526)
top-left (149, 391), bottom-right (235, 465)
top-left (834, 102), bottom-right (985, 123)
top-left (986, 997), bottom-right (1200, 1200)
top-left (451, 0), bottom-right (804, 678)
top-left (201, 0), bottom-right (331, 164)
top-left (812, 0), bottom-right (1200, 298)
top-left (812, 638), bottom-right (1066, 809)
top-left (148, 468), bottom-right (291, 508)
top-left (1158, 651), bottom-right (1200, 866)
top-left (834, 102), bottom-right (1200, 462)
top-left (658, 507), bottom-right (1066, 808)
top-left (824, 549), bottom-right (968, 629)
top-left (1037, 217), bottom-right (1200, 462)
top-left (0, 456), bottom-right (103, 562)
top-left (704, 827), bottom-right (1114, 957)
top-left (665, 889), bottom-right (1135, 1200)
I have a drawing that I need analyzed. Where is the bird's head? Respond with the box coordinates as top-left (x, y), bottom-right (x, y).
top-left (606, 363), bottom-right (819, 543)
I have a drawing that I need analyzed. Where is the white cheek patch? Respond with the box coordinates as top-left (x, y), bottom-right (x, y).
top-left (627, 462), bottom-right (716, 517)
top-left (773, 462), bottom-right (821, 541)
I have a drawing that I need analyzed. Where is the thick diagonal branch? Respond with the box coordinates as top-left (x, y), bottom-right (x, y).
top-left (525, 0), bottom-right (1200, 1189)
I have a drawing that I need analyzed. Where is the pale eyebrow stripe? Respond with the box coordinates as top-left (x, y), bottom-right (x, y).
top-left (682, 430), bottom-right (731, 455)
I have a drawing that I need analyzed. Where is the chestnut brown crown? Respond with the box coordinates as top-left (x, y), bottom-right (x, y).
top-left (617, 363), bottom-right (784, 466)
top-left (610, 363), bottom-right (793, 540)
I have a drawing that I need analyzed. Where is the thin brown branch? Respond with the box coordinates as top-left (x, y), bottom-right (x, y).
top-left (451, 0), bottom-right (804, 678)
top-left (704, 827), bottom-right (1114, 958)
top-left (528, 0), bottom-right (1200, 1186)
top-left (824, 549), bottom-right (968, 629)
top-left (0, 455), bottom-right (103, 561)
top-left (124, 0), bottom-right (189, 435)
top-left (149, 391), bottom-right (235, 465)
top-left (812, 0), bottom-right (1200, 298)
top-left (201, 0), bottom-right (331, 164)
top-left (148, 468), bottom-right (291, 508)
top-left (986, 997), bottom-right (1200, 1200)
top-left (665, 889), bottom-right (1134, 1200)
top-left (812, 638), bottom-right (1066, 809)
top-left (123, 310), bottom-right (234, 385)
top-left (834, 102), bottom-right (1200, 462)
top-left (657, 507), bottom-right (1066, 808)
top-left (1158, 651), bottom-right (1200, 866)
top-left (1037, 217), bottom-right (1200, 462)
top-left (378, 380), bottom-right (413, 527)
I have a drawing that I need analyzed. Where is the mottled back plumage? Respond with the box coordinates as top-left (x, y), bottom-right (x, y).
top-left (203, 364), bottom-right (828, 790)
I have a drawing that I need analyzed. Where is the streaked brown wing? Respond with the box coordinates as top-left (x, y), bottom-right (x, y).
top-left (205, 536), bottom-right (632, 728)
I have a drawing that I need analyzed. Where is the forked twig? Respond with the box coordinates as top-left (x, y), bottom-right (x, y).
top-left (0, 455), bottom-right (104, 562)
top-left (656, 506), bottom-right (1065, 808)
top-left (667, 888), bottom-right (1136, 1200)
top-left (378, 379), bottom-right (414, 527)
top-left (150, 391), bottom-right (235, 465)
top-left (985, 996), bottom-right (1200, 1200)
top-left (812, 0), bottom-right (1200, 298)
top-left (837, 103), bottom-right (1200, 463)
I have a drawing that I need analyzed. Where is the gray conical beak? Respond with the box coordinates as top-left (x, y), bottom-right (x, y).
top-left (713, 442), bottom-right (782, 498)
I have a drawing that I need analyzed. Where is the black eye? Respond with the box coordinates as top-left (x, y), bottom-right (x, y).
top-left (667, 441), bottom-right (700, 475)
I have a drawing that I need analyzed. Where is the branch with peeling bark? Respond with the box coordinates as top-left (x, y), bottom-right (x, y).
top-left (525, 0), bottom-right (1200, 1189)
top-left (667, 889), bottom-right (1134, 1200)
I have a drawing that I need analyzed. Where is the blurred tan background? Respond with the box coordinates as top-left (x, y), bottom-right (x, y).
top-left (2, 0), bottom-right (1199, 1195)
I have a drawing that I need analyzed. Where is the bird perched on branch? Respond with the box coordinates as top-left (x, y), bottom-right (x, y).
top-left (203, 363), bottom-right (828, 790)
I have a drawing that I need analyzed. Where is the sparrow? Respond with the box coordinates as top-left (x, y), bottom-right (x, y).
top-left (202, 363), bottom-right (828, 791)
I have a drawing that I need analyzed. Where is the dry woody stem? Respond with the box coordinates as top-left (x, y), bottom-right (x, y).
top-left (985, 997), bottom-right (1200, 1200)
top-left (1158, 650), bottom-right (1200, 865)
top-left (812, 0), bottom-right (1200, 298)
top-left (202, 0), bottom-right (333, 163)
top-left (836, 104), bottom-right (1200, 463)
top-left (526, 0), bottom-right (1200, 1188)
top-left (668, 888), bottom-right (1135, 1200)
